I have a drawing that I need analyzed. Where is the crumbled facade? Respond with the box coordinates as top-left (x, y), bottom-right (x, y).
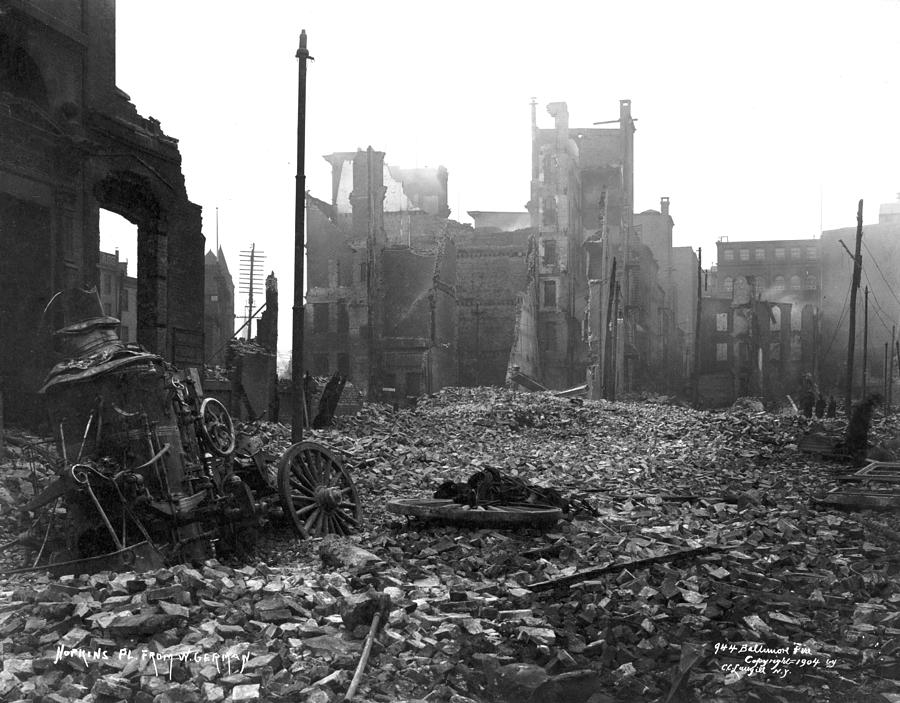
top-left (521, 99), bottom-right (694, 396)
top-left (454, 227), bottom-right (534, 386)
top-left (704, 237), bottom-right (821, 402)
top-left (698, 286), bottom-right (793, 407)
top-left (305, 148), bottom-right (460, 401)
top-left (0, 0), bottom-right (203, 423)
top-left (305, 105), bottom-right (697, 401)
top-left (671, 245), bottom-right (699, 387)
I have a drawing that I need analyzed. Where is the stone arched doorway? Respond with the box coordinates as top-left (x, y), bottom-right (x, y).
top-left (93, 171), bottom-right (168, 356)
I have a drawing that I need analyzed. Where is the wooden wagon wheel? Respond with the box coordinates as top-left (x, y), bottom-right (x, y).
top-left (198, 397), bottom-right (236, 456)
top-left (277, 441), bottom-right (361, 537)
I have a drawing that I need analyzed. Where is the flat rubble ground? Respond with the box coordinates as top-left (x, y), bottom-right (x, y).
top-left (1, 388), bottom-right (900, 703)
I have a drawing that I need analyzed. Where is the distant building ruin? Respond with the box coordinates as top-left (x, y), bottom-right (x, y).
top-left (305, 149), bottom-right (461, 402)
top-left (304, 102), bottom-right (698, 402)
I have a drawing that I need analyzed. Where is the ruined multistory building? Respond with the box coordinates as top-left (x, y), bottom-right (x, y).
top-left (306, 103), bottom-right (693, 400)
top-left (305, 148), bottom-right (459, 401)
top-left (0, 0), bottom-right (203, 423)
top-left (705, 237), bottom-right (821, 402)
top-left (204, 248), bottom-right (234, 366)
top-left (523, 99), bottom-right (683, 395)
top-left (528, 101), bottom-right (588, 389)
top-left (697, 292), bottom-right (790, 407)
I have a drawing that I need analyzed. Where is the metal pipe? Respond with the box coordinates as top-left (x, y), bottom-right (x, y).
top-left (73, 467), bottom-right (124, 551)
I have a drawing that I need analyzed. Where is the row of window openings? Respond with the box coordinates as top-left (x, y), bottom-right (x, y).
top-left (332, 262), bottom-right (368, 287)
top-left (716, 311), bottom-right (793, 332)
top-left (723, 246), bottom-right (817, 263)
top-left (313, 302), bottom-right (350, 334)
top-left (715, 342), bottom-right (801, 363)
top-left (722, 275), bottom-right (817, 293)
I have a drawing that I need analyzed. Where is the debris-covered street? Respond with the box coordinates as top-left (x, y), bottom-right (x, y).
top-left (4, 2), bottom-right (900, 703)
top-left (2, 389), bottom-right (899, 703)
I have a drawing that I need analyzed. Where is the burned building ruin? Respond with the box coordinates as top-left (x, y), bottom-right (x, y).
top-left (305, 149), bottom-right (461, 402)
top-left (0, 0), bottom-right (204, 424)
top-left (304, 101), bottom-right (699, 402)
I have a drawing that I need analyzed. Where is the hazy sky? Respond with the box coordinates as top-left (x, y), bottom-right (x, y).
top-left (103, 0), bottom-right (900, 364)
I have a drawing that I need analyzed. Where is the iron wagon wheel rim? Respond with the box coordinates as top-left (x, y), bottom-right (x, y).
top-left (386, 498), bottom-right (562, 526)
top-left (199, 397), bottom-right (236, 456)
top-left (277, 441), bottom-right (361, 538)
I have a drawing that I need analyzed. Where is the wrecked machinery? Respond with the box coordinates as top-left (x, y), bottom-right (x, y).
top-left (6, 290), bottom-right (361, 576)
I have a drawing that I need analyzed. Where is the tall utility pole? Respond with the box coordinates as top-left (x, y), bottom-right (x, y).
top-left (610, 282), bottom-right (621, 402)
top-left (291, 30), bottom-right (312, 443)
top-left (889, 325), bottom-right (896, 412)
top-left (692, 248), bottom-right (702, 407)
top-left (603, 258), bottom-right (617, 399)
top-left (844, 200), bottom-right (864, 416)
top-left (365, 147), bottom-right (379, 400)
top-left (862, 287), bottom-right (869, 395)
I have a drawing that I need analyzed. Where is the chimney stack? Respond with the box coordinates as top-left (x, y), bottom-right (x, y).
top-left (350, 147), bottom-right (386, 239)
top-left (661, 197), bottom-right (670, 216)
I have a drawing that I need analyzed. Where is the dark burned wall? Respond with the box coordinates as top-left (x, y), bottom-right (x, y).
top-left (0, 1), bottom-right (204, 422)
top-left (303, 196), bottom-right (369, 385)
top-left (379, 237), bottom-right (458, 397)
top-left (382, 248), bottom-right (436, 338)
top-left (455, 229), bottom-right (532, 385)
top-left (430, 237), bottom-right (457, 392)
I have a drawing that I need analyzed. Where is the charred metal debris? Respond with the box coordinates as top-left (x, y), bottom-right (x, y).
top-left (4, 290), bottom-right (361, 576)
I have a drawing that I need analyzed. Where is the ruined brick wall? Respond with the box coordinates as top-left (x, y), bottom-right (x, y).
top-left (428, 236), bottom-right (458, 392)
top-left (304, 196), bottom-right (368, 387)
top-left (455, 229), bottom-right (532, 386)
top-left (672, 246), bottom-right (699, 382)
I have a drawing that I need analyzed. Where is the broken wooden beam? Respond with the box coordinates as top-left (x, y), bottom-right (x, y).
top-left (528, 544), bottom-right (731, 592)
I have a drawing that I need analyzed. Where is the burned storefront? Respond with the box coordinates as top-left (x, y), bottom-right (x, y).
top-left (0, 1), bottom-right (204, 424)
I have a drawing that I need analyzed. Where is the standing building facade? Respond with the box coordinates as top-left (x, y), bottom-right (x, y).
top-left (0, 0), bottom-right (204, 423)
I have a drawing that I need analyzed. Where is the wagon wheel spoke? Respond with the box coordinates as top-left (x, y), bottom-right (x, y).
top-left (278, 442), bottom-right (361, 538)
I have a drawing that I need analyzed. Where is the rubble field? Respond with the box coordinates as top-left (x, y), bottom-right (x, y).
top-left (2, 387), bottom-right (900, 703)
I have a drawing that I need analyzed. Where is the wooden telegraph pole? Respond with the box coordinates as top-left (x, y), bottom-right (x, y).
top-left (603, 257), bottom-right (617, 399)
top-left (844, 200), bottom-right (864, 416)
top-left (889, 325), bottom-right (896, 412)
top-left (862, 287), bottom-right (868, 396)
top-left (692, 248), bottom-right (702, 407)
top-left (291, 30), bottom-right (312, 443)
